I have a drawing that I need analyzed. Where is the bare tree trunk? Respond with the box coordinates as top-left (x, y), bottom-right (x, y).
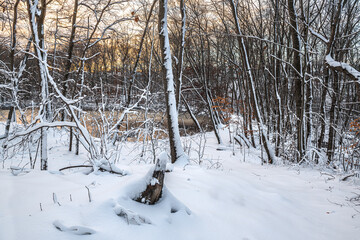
top-left (2, 0), bottom-right (21, 140)
top-left (26, 0), bottom-right (51, 170)
top-left (205, 84), bottom-right (223, 145)
top-left (159, 0), bottom-right (186, 164)
top-left (229, 0), bottom-right (275, 163)
top-left (182, 95), bottom-right (203, 132)
top-left (61, 0), bottom-right (79, 121)
top-left (126, 0), bottom-right (158, 107)
top-left (327, 72), bottom-right (339, 163)
top-left (317, 73), bottom-right (329, 150)
top-left (287, 0), bottom-right (305, 162)
top-left (320, 0), bottom-right (346, 164)
top-left (273, 0), bottom-right (282, 157)
top-left (176, 0), bottom-right (186, 109)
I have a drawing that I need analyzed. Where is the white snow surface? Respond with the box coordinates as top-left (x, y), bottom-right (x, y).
top-left (0, 128), bottom-right (359, 240)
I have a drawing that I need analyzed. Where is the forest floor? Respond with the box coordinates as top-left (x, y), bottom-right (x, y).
top-left (0, 127), bottom-right (359, 240)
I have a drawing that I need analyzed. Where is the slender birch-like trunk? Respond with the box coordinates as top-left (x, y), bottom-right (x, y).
top-left (159, 0), bottom-right (186, 163)
top-left (176, 0), bottom-right (186, 109)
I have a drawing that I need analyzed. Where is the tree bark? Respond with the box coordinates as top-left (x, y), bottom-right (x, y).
top-left (176, 0), bottom-right (186, 109)
top-left (136, 152), bottom-right (167, 205)
top-left (287, 0), bottom-right (305, 162)
top-left (26, 0), bottom-right (51, 170)
top-left (61, 0), bottom-right (79, 121)
top-left (159, 0), bottom-right (186, 163)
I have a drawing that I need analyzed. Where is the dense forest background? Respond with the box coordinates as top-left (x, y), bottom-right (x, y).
top-left (0, 0), bottom-right (359, 170)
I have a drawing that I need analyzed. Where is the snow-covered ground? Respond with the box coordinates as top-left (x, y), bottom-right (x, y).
top-left (0, 128), bottom-right (359, 240)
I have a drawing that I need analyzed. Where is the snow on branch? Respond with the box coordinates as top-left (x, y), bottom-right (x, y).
top-left (108, 90), bottom-right (147, 135)
top-left (309, 28), bottom-right (329, 43)
top-left (0, 83), bottom-right (12, 89)
top-left (325, 54), bottom-right (360, 85)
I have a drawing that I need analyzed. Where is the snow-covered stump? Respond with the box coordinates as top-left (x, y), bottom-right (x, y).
top-left (136, 152), bottom-right (167, 205)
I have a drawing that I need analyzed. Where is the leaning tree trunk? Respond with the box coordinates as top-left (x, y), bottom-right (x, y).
top-left (158, 0), bottom-right (186, 164)
top-left (27, 0), bottom-right (51, 170)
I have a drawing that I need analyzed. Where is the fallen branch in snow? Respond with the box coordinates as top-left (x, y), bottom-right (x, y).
top-left (327, 198), bottom-right (345, 207)
top-left (59, 165), bottom-right (93, 171)
top-left (53, 220), bottom-right (95, 235)
top-left (96, 162), bottom-right (129, 175)
top-left (346, 192), bottom-right (360, 205)
top-left (341, 174), bottom-right (356, 181)
top-left (58, 162), bottom-right (128, 176)
top-left (114, 205), bottom-right (152, 225)
top-left (325, 55), bottom-right (360, 85)
top-left (10, 166), bottom-right (30, 176)
top-left (320, 172), bottom-right (335, 181)
top-left (216, 145), bottom-right (228, 151)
